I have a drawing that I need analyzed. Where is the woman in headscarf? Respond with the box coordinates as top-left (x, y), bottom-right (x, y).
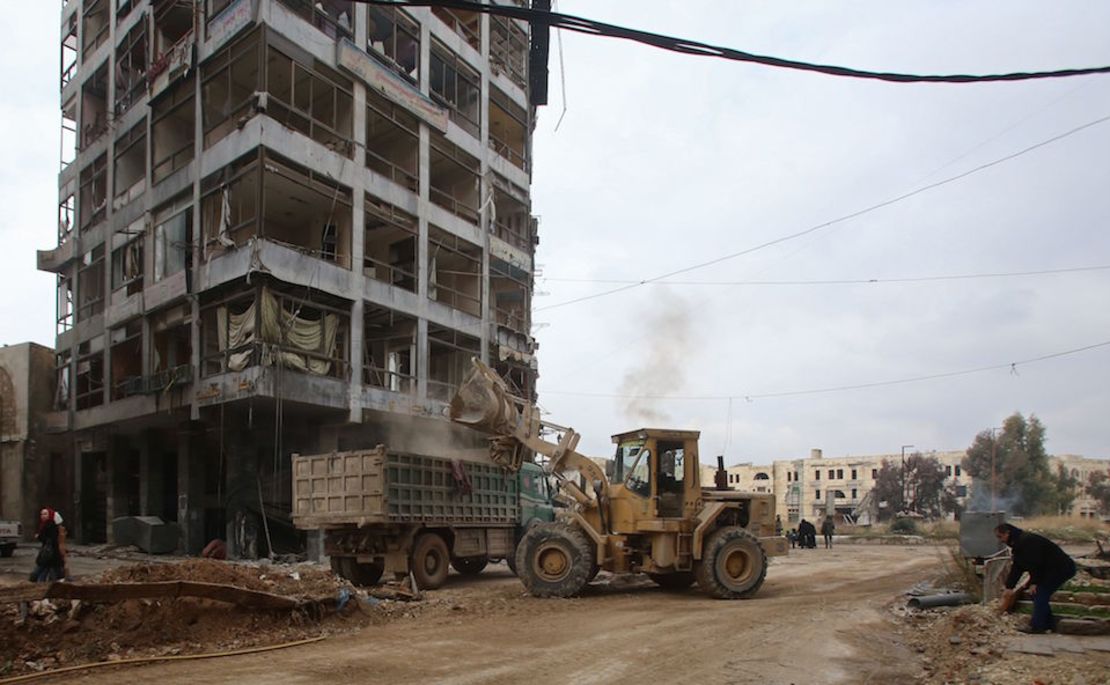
top-left (29, 507), bottom-right (67, 582)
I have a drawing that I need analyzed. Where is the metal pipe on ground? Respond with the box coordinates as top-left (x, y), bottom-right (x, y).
top-left (907, 593), bottom-right (976, 609)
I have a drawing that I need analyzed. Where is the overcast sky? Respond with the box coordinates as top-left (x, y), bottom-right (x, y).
top-left (1, 2), bottom-right (1107, 465)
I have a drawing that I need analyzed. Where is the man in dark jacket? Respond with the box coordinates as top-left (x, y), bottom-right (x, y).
top-left (996, 522), bottom-right (1076, 633)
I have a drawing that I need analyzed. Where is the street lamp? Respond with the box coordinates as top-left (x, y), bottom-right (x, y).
top-left (901, 444), bottom-right (914, 513)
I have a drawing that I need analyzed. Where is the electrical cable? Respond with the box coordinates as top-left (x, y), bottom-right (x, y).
top-left (358, 0), bottom-right (1110, 83)
top-left (536, 111), bottom-right (1110, 312)
top-left (542, 337), bottom-right (1110, 401)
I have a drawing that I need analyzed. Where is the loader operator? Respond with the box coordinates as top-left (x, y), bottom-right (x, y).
top-left (996, 522), bottom-right (1076, 633)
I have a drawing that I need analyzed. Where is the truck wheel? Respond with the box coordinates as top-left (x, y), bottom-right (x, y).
top-left (649, 571), bottom-right (695, 591)
top-left (696, 526), bottom-right (767, 600)
top-left (516, 522), bottom-right (594, 598)
top-left (334, 557), bottom-right (384, 586)
top-left (411, 533), bottom-right (450, 590)
top-left (451, 556), bottom-right (488, 575)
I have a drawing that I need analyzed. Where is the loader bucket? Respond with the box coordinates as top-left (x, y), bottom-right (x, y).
top-left (449, 359), bottom-right (521, 436)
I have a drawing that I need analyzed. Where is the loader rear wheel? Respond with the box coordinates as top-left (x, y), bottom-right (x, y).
top-left (696, 526), bottom-right (767, 600)
top-left (451, 556), bottom-right (488, 575)
top-left (516, 522), bottom-right (594, 598)
top-left (649, 571), bottom-right (695, 591)
top-left (412, 533), bottom-right (450, 590)
top-left (332, 557), bottom-right (384, 586)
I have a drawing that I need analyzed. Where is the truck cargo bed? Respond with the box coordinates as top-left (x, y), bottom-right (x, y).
top-left (292, 447), bottom-right (519, 528)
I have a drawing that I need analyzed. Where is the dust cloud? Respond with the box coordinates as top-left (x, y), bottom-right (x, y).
top-left (382, 414), bottom-right (491, 463)
top-left (617, 292), bottom-right (692, 426)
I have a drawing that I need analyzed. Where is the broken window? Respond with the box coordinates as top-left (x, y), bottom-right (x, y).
top-left (363, 304), bottom-right (416, 394)
top-left (429, 133), bottom-right (480, 223)
top-left (492, 357), bottom-right (534, 401)
top-left (78, 153), bottom-right (108, 231)
top-left (54, 351), bottom-right (72, 410)
top-left (275, 0), bottom-right (353, 40)
top-left (364, 195), bottom-right (417, 292)
top-left (82, 0), bottom-right (110, 61)
top-left (111, 231), bottom-right (144, 296)
top-left (201, 28), bottom-right (262, 147)
top-left (491, 257), bottom-right (529, 333)
top-left (77, 245), bottom-right (106, 321)
top-left (365, 89), bottom-right (419, 191)
top-left (150, 309), bottom-right (192, 391)
top-left (491, 175), bottom-right (532, 250)
top-left (200, 152), bottom-right (259, 254)
top-left (59, 194), bottom-right (76, 245)
top-left (266, 46), bottom-right (354, 156)
top-left (431, 7), bottom-right (480, 52)
top-left (80, 62), bottom-right (109, 149)
top-left (76, 339), bottom-right (105, 410)
top-left (152, 0), bottom-right (193, 61)
top-left (61, 12), bottom-right (78, 88)
top-left (490, 15), bottom-right (527, 90)
top-left (151, 78), bottom-right (195, 183)
top-left (113, 120), bottom-right (146, 203)
top-left (110, 320), bottom-right (143, 400)
top-left (57, 275), bottom-right (74, 334)
top-left (489, 86), bottom-right (528, 170)
top-left (428, 225), bottom-right (481, 317)
top-left (366, 5), bottom-right (419, 82)
top-left (61, 97), bottom-right (78, 170)
top-left (153, 193), bottom-right (193, 282)
top-left (427, 324), bottom-right (480, 402)
top-left (430, 42), bottom-right (480, 138)
top-left (115, 18), bottom-right (148, 115)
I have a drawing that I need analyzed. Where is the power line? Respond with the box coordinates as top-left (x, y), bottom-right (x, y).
top-left (542, 264), bottom-right (1110, 287)
top-left (542, 338), bottom-right (1110, 401)
top-left (362, 0), bottom-right (1110, 83)
top-left (536, 111), bottom-right (1110, 312)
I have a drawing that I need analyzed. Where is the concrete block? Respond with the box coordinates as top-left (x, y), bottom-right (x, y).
top-left (111, 516), bottom-right (178, 554)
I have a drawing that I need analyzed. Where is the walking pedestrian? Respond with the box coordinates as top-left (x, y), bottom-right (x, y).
top-left (996, 522), bottom-right (1076, 633)
top-left (775, 515), bottom-right (784, 537)
top-left (29, 508), bottom-right (67, 583)
top-left (821, 515), bottom-right (836, 549)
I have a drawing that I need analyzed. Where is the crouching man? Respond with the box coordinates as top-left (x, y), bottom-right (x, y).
top-left (996, 522), bottom-right (1076, 633)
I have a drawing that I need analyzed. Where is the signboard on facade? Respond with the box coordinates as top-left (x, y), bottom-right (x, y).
top-left (335, 39), bottom-right (449, 133)
top-left (206, 0), bottom-right (254, 52)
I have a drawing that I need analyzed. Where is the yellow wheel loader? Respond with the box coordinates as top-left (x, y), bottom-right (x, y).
top-left (450, 360), bottom-right (788, 599)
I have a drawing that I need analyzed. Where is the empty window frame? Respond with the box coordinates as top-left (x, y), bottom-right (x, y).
top-left (489, 86), bottom-right (528, 170)
top-left (490, 257), bottom-right (529, 333)
top-left (117, 0), bottom-right (136, 22)
top-left (110, 230), bottom-right (144, 296)
top-left (59, 194), bottom-right (76, 244)
top-left (82, 0), bottom-right (110, 61)
top-left (275, 0), bottom-right (353, 40)
top-left (366, 5), bottom-right (419, 82)
top-left (490, 15), bottom-right (527, 90)
top-left (431, 7), bottom-right (480, 52)
top-left (57, 275), bottom-right (74, 334)
top-left (363, 304), bottom-right (417, 394)
top-left (427, 324), bottom-right (480, 401)
top-left (114, 18), bottom-right (148, 115)
top-left (153, 193), bottom-right (193, 282)
top-left (491, 176), bottom-right (531, 250)
top-left (429, 42), bottom-right (480, 137)
top-left (261, 155), bottom-right (353, 266)
top-left (428, 224), bottom-right (481, 317)
top-left (365, 89), bottom-right (419, 191)
top-left (492, 358), bottom-right (533, 401)
top-left (80, 62), bottom-right (109, 149)
top-left (79, 153), bottom-right (108, 230)
top-left (200, 151), bottom-right (259, 254)
top-left (75, 339), bottom-right (105, 409)
top-left (364, 195), bottom-right (417, 292)
top-left (109, 320), bottom-right (143, 400)
top-left (201, 27), bottom-right (262, 147)
top-left (150, 306), bottom-right (192, 391)
top-left (61, 97), bottom-right (78, 170)
top-left (77, 245), bottom-right (106, 321)
top-left (113, 120), bottom-right (146, 202)
top-left (152, 0), bottom-right (193, 60)
top-left (54, 351), bottom-right (72, 410)
top-left (151, 79), bottom-right (196, 183)
top-left (61, 12), bottom-right (78, 88)
top-left (266, 46), bottom-right (354, 156)
top-left (429, 133), bottom-right (480, 223)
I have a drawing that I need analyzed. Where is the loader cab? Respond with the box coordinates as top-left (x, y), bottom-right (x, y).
top-left (610, 429), bottom-right (701, 525)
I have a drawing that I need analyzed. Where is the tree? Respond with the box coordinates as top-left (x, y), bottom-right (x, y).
top-left (1088, 471), bottom-right (1110, 516)
top-left (962, 413), bottom-right (1069, 516)
top-left (871, 459), bottom-right (903, 521)
top-left (869, 454), bottom-right (949, 520)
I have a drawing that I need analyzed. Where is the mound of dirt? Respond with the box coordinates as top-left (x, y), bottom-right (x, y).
top-left (95, 559), bottom-right (344, 598)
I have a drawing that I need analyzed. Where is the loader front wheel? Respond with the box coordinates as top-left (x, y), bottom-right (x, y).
top-left (412, 533), bottom-right (450, 590)
top-left (696, 527), bottom-right (767, 600)
top-left (516, 522), bottom-right (594, 598)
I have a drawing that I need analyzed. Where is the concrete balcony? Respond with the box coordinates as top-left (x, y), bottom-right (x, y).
top-left (37, 239), bottom-right (77, 273)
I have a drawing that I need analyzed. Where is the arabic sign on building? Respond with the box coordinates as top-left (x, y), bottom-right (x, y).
top-left (335, 39), bottom-right (449, 133)
top-left (206, 0), bottom-right (254, 52)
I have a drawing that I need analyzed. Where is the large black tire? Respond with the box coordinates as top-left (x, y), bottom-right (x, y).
top-left (695, 526), bottom-right (767, 600)
top-left (451, 556), bottom-right (489, 575)
top-left (411, 533), bottom-right (450, 590)
top-left (649, 571), bottom-right (695, 591)
top-left (334, 557), bottom-right (384, 586)
top-left (515, 522), bottom-right (594, 598)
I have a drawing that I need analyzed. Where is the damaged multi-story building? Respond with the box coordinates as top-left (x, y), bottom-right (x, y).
top-left (38, 0), bottom-right (550, 556)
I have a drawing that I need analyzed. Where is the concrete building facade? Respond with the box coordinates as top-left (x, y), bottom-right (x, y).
top-left (39, 0), bottom-right (548, 555)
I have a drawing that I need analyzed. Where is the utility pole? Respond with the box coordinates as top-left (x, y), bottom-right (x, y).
top-left (990, 428), bottom-right (998, 513)
top-left (901, 444), bottom-right (914, 513)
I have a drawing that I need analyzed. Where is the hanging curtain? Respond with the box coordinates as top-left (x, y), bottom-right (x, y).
top-left (217, 299), bottom-right (256, 371)
top-left (259, 287), bottom-right (340, 376)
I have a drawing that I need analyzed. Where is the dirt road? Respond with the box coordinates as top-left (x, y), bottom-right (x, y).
top-left (63, 543), bottom-right (939, 685)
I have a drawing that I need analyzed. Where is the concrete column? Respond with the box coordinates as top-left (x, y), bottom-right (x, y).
top-left (138, 431), bottom-right (163, 518)
top-left (105, 437), bottom-right (126, 543)
top-left (176, 424), bottom-right (205, 554)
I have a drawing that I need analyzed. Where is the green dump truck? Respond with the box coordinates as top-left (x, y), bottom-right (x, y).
top-left (291, 446), bottom-right (554, 589)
